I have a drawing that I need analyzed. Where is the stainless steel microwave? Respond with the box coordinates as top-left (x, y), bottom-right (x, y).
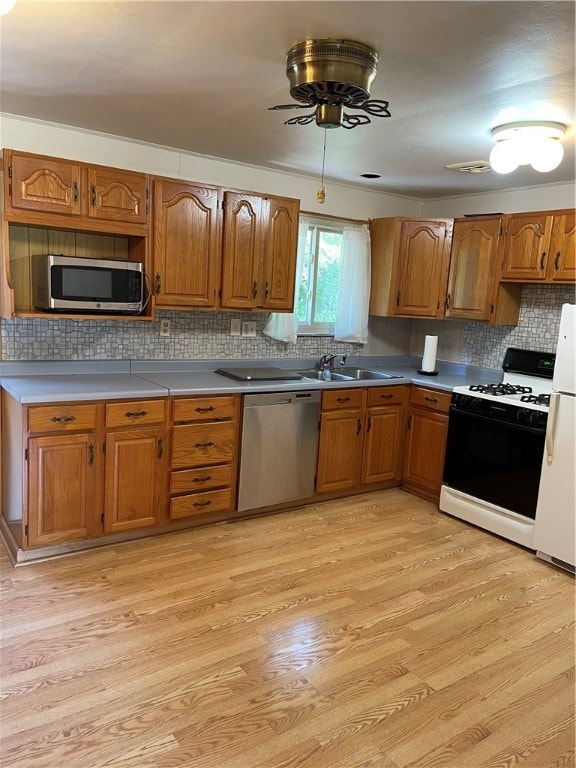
top-left (32, 254), bottom-right (145, 314)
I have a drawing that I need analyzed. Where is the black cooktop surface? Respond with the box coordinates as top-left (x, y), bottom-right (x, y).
top-left (215, 367), bottom-right (303, 382)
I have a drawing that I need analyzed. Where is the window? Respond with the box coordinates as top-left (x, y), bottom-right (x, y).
top-left (296, 220), bottom-right (344, 335)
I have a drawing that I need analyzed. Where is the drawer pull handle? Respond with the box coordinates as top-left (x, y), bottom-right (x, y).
top-left (88, 443), bottom-right (95, 465)
top-left (357, 418), bottom-right (362, 435)
top-left (157, 439), bottom-right (164, 459)
top-left (195, 406), bottom-right (215, 413)
top-left (380, 393), bottom-right (394, 400)
top-left (50, 415), bottom-right (77, 423)
top-left (336, 396), bottom-right (350, 403)
top-left (193, 500), bottom-right (212, 508)
top-left (193, 475), bottom-right (212, 483)
top-left (125, 410), bottom-right (148, 418)
top-left (195, 441), bottom-right (214, 449)
top-left (424, 397), bottom-right (438, 404)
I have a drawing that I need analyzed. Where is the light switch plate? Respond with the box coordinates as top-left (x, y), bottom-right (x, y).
top-left (242, 321), bottom-right (257, 337)
top-left (230, 319), bottom-right (241, 336)
top-left (159, 318), bottom-right (171, 337)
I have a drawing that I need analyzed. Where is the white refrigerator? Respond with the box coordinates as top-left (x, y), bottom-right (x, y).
top-left (534, 303), bottom-right (576, 573)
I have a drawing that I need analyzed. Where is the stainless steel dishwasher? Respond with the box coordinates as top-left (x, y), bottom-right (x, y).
top-left (237, 390), bottom-right (321, 512)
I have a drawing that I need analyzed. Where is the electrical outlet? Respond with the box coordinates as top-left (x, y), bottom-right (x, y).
top-left (230, 319), bottom-right (241, 336)
top-left (159, 318), bottom-right (171, 337)
top-left (241, 321), bottom-right (257, 338)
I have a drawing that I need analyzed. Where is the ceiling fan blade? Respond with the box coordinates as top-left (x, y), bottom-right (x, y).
top-left (341, 113), bottom-right (372, 129)
top-left (357, 99), bottom-right (392, 117)
top-left (268, 103), bottom-right (313, 111)
top-left (284, 112), bottom-right (317, 126)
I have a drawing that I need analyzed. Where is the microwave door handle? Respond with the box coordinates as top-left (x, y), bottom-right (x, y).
top-left (545, 392), bottom-right (560, 464)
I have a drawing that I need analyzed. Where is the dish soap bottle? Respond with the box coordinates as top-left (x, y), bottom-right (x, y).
top-left (322, 362), bottom-right (332, 381)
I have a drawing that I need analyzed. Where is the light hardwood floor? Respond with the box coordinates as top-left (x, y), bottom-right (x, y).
top-left (1, 488), bottom-right (574, 768)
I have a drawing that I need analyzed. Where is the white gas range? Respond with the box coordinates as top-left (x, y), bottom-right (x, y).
top-left (440, 348), bottom-right (555, 549)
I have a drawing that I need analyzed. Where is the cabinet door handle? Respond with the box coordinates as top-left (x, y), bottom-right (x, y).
top-left (554, 251), bottom-right (561, 270)
top-left (445, 292), bottom-right (451, 311)
top-left (540, 251), bottom-right (547, 270)
top-left (424, 397), bottom-right (438, 404)
top-left (193, 475), bottom-right (212, 483)
top-left (195, 406), bottom-right (215, 413)
top-left (379, 393), bottom-right (394, 400)
top-left (336, 396), bottom-right (350, 403)
top-left (50, 415), bottom-right (77, 423)
top-left (264, 282), bottom-right (270, 299)
top-left (396, 291), bottom-right (401, 307)
top-left (157, 439), bottom-right (164, 459)
top-left (90, 184), bottom-right (97, 207)
top-left (88, 443), bottom-right (95, 465)
top-left (193, 500), bottom-right (212, 508)
top-left (407, 414), bottom-right (413, 431)
top-left (125, 410), bottom-right (148, 418)
top-left (357, 418), bottom-right (362, 435)
top-left (195, 441), bottom-right (214, 449)
top-left (252, 281), bottom-right (258, 299)
top-left (73, 181), bottom-right (79, 203)
top-left (155, 273), bottom-right (161, 295)
top-left (366, 415), bottom-right (372, 433)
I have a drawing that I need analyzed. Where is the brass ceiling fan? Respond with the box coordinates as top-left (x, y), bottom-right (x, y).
top-left (269, 38), bottom-right (392, 129)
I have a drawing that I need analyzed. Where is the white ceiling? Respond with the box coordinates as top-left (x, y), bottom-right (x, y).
top-left (1, 0), bottom-right (574, 199)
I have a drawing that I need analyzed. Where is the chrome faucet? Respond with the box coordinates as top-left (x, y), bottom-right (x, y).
top-left (318, 353), bottom-right (347, 370)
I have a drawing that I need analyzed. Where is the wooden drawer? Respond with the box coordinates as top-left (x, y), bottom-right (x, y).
top-left (321, 388), bottom-right (365, 410)
top-left (170, 488), bottom-right (233, 520)
top-left (367, 385), bottom-right (407, 407)
top-left (171, 464), bottom-right (232, 495)
top-left (410, 386), bottom-right (452, 413)
top-left (105, 399), bottom-right (165, 428)
top-left (172, 421), bottom-right (236, 469)
top-left (28, 403), bottom-right (98, 433)
top-left (173, 396), bottom-right (238, 423)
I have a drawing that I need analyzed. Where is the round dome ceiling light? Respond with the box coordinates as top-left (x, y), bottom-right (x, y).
top-left (489, 121), bottom-right (567, 174)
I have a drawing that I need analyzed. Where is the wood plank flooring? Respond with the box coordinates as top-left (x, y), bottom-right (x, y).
top-left (1, 488), bottom-right (574, 768)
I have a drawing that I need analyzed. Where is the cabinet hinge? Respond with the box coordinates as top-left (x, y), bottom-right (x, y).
top-left (24, 448), bottom-right (28, 460)
top-left (499, 225), bottom-right (503, 236)
top-left (145, 187), bottom-right (149, 214)
top-left (24, 523), bottom-right (29, 537)
top-left (8, 182), bottom-right (12, 196)
top-left (491, 304), bottom-right (495, 314)
top-left (101, 513), bottom-right (105, 525)
top-left (218, 288), bottom-right (222, 299)
top-left (102, 442), bottom-right (106, 454)
top-left (8, 164), bottom-right (12, 179)
top-left (221, 199), bottom-right (226, 211)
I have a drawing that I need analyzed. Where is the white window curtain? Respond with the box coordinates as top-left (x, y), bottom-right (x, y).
top-left (262, 217), bottom-right (310, 344)
top-left (334, 225), bottom-right (371, 344)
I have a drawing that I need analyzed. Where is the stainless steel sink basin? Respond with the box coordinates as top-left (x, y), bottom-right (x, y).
top-left (295, 369), bottom-right (354, 382)
top-left (337, 367), bottom-right (403, 380)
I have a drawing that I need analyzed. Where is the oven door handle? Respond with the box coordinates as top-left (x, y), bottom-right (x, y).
top-left (544, 392), bottom-right (559, 464)
top-left (449, 405), bottom-right (546, 436)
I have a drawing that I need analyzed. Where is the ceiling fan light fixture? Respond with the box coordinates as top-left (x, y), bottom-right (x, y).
top-left (0, 0), bottom-right (17, 14)
top-left (489, 121), bottom-right (567, 174)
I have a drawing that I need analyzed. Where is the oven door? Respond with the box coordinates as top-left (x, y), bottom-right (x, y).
top-left (443, 406), bottom-right (546, 519)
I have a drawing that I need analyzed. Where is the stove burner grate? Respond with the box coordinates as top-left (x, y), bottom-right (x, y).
top-left (470, 383), bottom-right (533, 396)
top-left (520, 393), bottom-right (551, 406)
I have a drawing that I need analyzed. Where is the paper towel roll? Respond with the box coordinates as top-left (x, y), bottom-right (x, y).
top-left (421, 335), bottom-right (438, 372)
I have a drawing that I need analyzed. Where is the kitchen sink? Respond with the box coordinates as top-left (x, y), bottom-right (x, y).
top-left (338, 367), bottom-right (403, 380)
top-left (294, 369), bottom-right (354, 382)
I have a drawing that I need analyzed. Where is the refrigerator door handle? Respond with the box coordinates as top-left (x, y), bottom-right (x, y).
top-left (545, 392), bottom-right (560, 464)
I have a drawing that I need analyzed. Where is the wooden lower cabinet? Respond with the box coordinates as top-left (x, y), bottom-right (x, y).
top-left (316, 386), bottom-right (406, 494)
top-left (104, 428), bottom-right (168, 533)
top-left (27, 432), bottom-right (100, 547)
top-left (169, 395), bottom-right (240, 520)
top-left (402, 386), bottom-right (451, 500)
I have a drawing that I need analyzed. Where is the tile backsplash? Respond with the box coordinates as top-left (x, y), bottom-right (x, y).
top-left (1, 285), bottom-right (573, 368)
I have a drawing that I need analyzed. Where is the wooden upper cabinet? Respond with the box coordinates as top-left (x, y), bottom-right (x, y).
top-left (4, 150), bottom-right (150, 230)
top-left (548, 212), bottom-right (575, 283)
top-left (500, 212), bottom-right (554, 281)
top-left (220, 191), bottom-right (299, 311)
top-left (260, 196), bottom-right (299, 311)
top-left (7, 153), bottom-right (82, 217)
top-left (369, 217), bottom-right (452, 320)
top-left (220, 191), bottom-right (264, 309)
top-left (88, 167), bottom-right (149, 225)
top-left (153, 179), bottom-right (220, 308)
